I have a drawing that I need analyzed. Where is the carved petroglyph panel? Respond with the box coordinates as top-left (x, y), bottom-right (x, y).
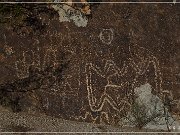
top-left (82, 43), bottom-right (164, 123)
top-left (0, 3), bottom-right (179, 128)
top-left (2, 23), bottom-right (166, 125)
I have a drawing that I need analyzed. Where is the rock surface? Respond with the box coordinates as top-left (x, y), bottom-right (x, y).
top-left (0, 0), bottom-right (179, 132)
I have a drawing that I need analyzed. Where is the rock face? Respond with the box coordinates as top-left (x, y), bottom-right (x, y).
top-left (0, 1), bottom-right (179, 131)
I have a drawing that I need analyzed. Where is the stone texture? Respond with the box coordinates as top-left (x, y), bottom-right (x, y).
top-left (0, 1), bottom-right (179, 132)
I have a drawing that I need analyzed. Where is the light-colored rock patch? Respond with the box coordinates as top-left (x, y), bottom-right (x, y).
top-left (121, 83), bottom-right (180, 131)
top-left (52, 2), bottom-right (88, 27)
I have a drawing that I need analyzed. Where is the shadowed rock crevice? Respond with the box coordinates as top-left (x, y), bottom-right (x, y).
top-left (0, 53), bottom-right (69, 113)
top-left (0, 3), bottom-right (58, 35)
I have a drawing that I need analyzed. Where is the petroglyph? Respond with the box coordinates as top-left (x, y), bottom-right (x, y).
top-left (15, 46), bottom-right (58, 79)
top-left (12, 25), bottom-right (164, 124)
top-left (77, 111), bottom-right (110, 124)
top-left (0, 2), bottom-right (179, 131)
top-left (84, 44), bottom-right (163, 123)
top-left (15, 51), bottom-right (31, 79)
top-left (99, 28), bottom-right (114, 45)
top-left (85, 62), bottom-right (130, 113)
top-left (128, 45), bottom-right (163, 95)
